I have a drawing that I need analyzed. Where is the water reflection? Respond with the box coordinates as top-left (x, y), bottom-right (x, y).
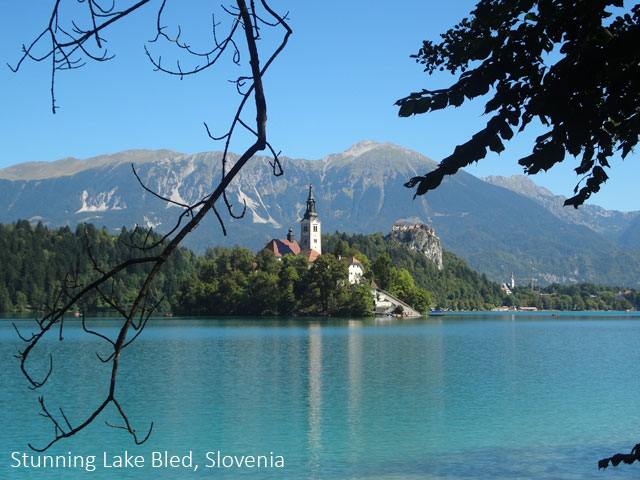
top-left (307, 322), bottom-right (322, 469)
top-left (4, 315), bottom-right (640, 479)
top-left (347, 319), bottom-right (362, 459)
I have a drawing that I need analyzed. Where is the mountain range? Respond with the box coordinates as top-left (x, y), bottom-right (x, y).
top-left (483, 174), bottom-right (640, 243)
top-left (1, 141), bottom-right (638, 287)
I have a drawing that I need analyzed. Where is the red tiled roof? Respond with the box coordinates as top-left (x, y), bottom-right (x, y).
top-left (299, 248), bottom-right (320, 263)
top-left (263, 239), bottom-right (301, 257)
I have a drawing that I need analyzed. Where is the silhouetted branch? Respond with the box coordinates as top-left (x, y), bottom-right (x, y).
top-left (82, 313), bottom-right (116, 347)
top-left (11, 0), bottom-right (291, 451)
top-left (212, 204), bottom-right (228, 236)
top-left (12, 322), bottom-right (36, 342)
top-left (107, 398), bottom-right (153, 444)
top-left (8, 0), bottom-right (153, 113)
top-left (29, 396), bottom-right (111, 452)
top-left (144, 0), bottom-right (242, 78)
top-left (238, 117), bottom-right (283, 176)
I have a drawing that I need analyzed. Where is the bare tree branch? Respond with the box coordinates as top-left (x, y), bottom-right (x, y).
top-left (10, 0), bottom-right (291, 450)
top-left (8, 0), bottom-right (153, 113)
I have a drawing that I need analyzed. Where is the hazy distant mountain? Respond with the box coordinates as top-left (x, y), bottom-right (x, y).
top-left (0, 150), bottom-right (174, 181)
top-left (1, 141), bottom-right (639, 287)
top-left (618, 216), bottom-right (640, 248)
top-left (483, 174), bottom-right (640, 239)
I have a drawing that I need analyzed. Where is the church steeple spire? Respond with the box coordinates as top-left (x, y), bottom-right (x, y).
top-left (300, 182), bottom-right (321, 254)
top-left (303, 182), bottom-right (317, 220)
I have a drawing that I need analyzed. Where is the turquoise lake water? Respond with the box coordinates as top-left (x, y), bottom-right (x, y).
top-left (2, 312), bottom-right (640, 479)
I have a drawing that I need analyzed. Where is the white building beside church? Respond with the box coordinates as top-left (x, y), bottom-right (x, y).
top-left (346, 257), bottom-right (364, 284)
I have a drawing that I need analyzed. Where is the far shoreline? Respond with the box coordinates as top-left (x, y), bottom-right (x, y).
top-left (3, 309), bottom-right (639, 322)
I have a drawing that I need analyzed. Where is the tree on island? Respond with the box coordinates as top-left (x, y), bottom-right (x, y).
top-left (397, 0), bottom-right (639, 208)
top-left (9, 0), bottom-right (291, 451)
top-left (171, 246), bottom-right (374, 317)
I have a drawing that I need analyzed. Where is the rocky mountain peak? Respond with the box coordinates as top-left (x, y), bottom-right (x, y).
top-left (483, 174), bottom-right (555, 201)
top-left (342, 140), bottom-right (383, 157)
top-left (482, 174), bottom-right (640, 239)
top-left (0, 149), bottom-right (180, 181)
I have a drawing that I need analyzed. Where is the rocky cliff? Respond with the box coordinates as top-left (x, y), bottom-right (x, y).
top-left (392, 225), bottom-right (443, 270)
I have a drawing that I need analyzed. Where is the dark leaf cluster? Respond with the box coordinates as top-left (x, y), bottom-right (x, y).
top-left (397, 0), bottom-right (640, 207)
top-left (599, 443), bottom-right (640, 469)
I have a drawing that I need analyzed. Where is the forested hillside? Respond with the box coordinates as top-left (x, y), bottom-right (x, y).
top-left (323, 232), bottom-right (639, 311)
top-left (2, 221), bottom-right (636, 315)
top-left (511, 283), bottom-right (636, 311)
top-left (0, 220), bottom-right (195, 313)
top-left (324, 232), bottom-right (506, 310)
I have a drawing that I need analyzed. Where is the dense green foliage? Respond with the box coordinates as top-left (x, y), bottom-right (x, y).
top-left (3, 221), bottom-right (636, 316)
top-left (0, 220), bottom-right (195, 313)
top-left (398, 0), bottom-right (640, 207)
top-left (324, 232), bottom-right (505, 310)
top-left (511, 283), bottom-right (636, 311)
top-left (326, 239), bottom-right (433, 313)
top-left (325, 232), bottom-right (640, 311)
top-left (171, 247), bottom-right (373, 316)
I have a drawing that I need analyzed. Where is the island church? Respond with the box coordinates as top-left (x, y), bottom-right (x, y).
top-left (262, 183), bottom-right (365, 285)
top-left (263, 183), bottom-right (322, 263)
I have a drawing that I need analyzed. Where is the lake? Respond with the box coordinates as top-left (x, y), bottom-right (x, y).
top-left (2, 312), bottom-right (640, 479)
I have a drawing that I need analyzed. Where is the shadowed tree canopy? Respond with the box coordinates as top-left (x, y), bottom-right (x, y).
top-left (397, 0), bottom-right (639, 207)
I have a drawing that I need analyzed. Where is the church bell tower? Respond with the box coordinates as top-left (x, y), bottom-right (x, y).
top-left (300, 182), bottom-right (321, 254)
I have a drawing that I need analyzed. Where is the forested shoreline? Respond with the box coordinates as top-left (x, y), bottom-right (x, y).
top-left (0, 220), bottom-right (637, 315)
top-left (0, 220), bottom-right (195, 314)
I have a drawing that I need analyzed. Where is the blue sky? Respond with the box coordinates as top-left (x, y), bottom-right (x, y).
top-left (1, 1), bottom-right (638, 211)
